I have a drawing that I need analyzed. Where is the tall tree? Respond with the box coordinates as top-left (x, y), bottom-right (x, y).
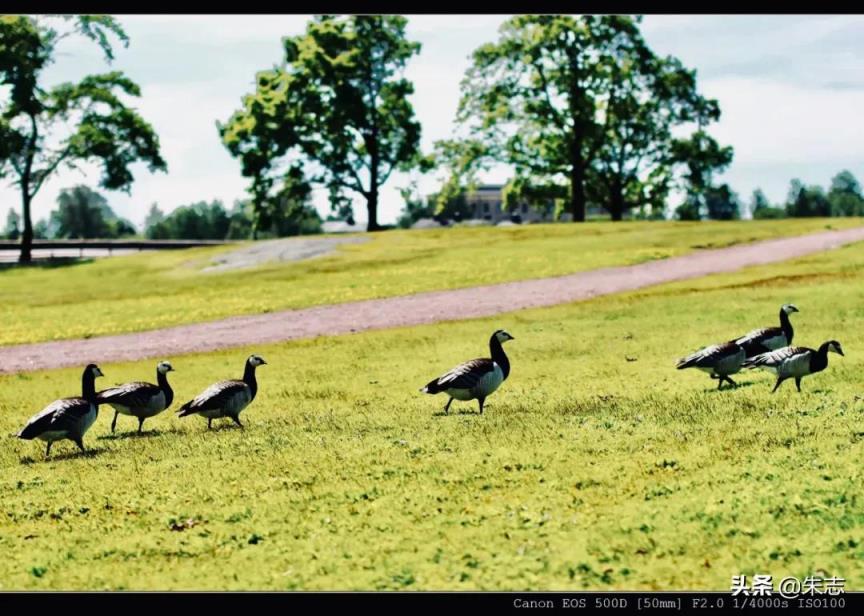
top-left (3, 207), bottom-right (20, 239)
top-left (786, 179), bottom-right (830, 217)
top-left (50, 185), bottom-right (135, 238)
top-left (447, 15), bottom-right (728, 222)
top-left (0, 15), bottom-right (165, 262)
top-left (828, 170), bottom-right (864, 217)
top-left (220, 15), bottom-right (426, 232)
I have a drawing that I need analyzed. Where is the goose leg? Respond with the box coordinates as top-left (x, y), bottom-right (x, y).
top-left (74, 437), bottom-right (85, 453)
top-left (443, 397), bottom-right (454, 415)
top-left (772, 377), bottom-right (786, 393)
top-left (716, 377), bottom-right (724, 390)
top-left (45, 442), bottom-right (53, 458)
top-left (111, 411), bottom-right (118, 433)
top-left (138, 417), bottom-right (145, 434)
top-left (725, 376), bottom-right (737, 388)
top-left (232, 415), bottom-right (244, 429)
top-left (795, 377), bottom-right (802, 393)
top-left (478, 397), bottom-right (486, 415)
top-left (207, 418), bottom-right (212, 430)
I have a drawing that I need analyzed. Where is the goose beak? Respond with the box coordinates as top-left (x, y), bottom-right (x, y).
top-left (837, 347), bottom-right (845, 356)
top-left (96, 368), bottom-right (104, 377)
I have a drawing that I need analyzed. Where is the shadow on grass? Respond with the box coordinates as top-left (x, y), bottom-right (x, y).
top-left (0, 257), bottom-right (94, 271)
top-left (704, 381), bottom-right (759, 393)
top-left (432, 407), bottom-right (485, 417)
top-left (97, 427), bottom-right (184, 441)
top-left (19, 446), bottom-right (107, 464)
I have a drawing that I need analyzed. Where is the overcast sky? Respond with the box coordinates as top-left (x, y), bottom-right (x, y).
top-left (2, 14), bottom-right (863, 228)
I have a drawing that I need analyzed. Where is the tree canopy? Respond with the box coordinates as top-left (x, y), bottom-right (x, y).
top-left (443, 15), bottom-right (730, 222)
top-left (220, 15), bottom-right (428, 232)
top-left (0, 15), bottom-right (166, 261)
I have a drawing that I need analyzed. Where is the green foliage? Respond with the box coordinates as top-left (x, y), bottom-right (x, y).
top-left (0, 15), bottom-right (165, 261)
top-left (3, 208), bottom-right (21, 239)
top-left (145, 201), bottom-right (232, 240)
top-left (786, 180), bottom-right (831, 218)
top-left (219, 16), bottom-right (426, 231)
top-left (3, 241), bottom-right (864, 589)
top-left (828, 171), bottom-right (864, 217)
top-left (448, 15), bottom-right (730, 222)
top-left (750, 188), bottom-right (786, 220)
top-left (674, 197), bottom-right (701, 221)
top-left (704, 184), bottom-right (740, 221)
top-left (396, 183), bottom-right (437, 229)
top-left (49, 185), bottom-right (136, 239)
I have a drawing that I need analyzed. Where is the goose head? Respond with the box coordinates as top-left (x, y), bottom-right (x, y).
top-left (157, 360), bottom-right (175, 374)
top-left (493, 330), bottom-right (515, 344)
top-left (827, 340), bottom-right (844, 356)
top-left (248, 354), bottom-right (268, 367)
top-left (85, 363), bottom-right (104, 379)
top-left (781, 304), bottom-right (799, 315)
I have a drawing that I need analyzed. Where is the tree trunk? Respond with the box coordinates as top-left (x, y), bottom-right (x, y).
top-left (366, 187), bottom-right (381, 231)
top-left (19, 194), bottom-right (33, 264)
top-left (569, 164), bottom-right (586, 223)
top-left (609, 188), bottom-right (625, 222)
top-left (569, 129), bottom-right (586, 223)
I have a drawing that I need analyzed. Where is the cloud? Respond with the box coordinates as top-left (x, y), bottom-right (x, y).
top-left (2, 15), bottom-right (862, 229)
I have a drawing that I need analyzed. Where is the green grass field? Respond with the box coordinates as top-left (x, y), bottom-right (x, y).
top-left (2, 233), bottom-right (863, 590)
top-left (0, 218), bottom-right (860, 347)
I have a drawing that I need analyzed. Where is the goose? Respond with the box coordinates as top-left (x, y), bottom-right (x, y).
top-left (742, 340), bottom-right (844, 392)
top-left (17, 363), bottom-right (104, 458)
top-left (420, 329), bottom-right (514, 415)
top-left (734, 304), bottom-right (799, 357)
top-left (97, 361), bottom-right (175, 434)
top-left (176, 355), bottom-right (267, 429)
top-left (676, 341), bottom-right (746, 390)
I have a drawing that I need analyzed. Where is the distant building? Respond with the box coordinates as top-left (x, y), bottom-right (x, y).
top-left (463, 184), bottom-right (555, 224)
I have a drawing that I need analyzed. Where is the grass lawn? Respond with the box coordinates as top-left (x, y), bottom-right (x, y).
top-left (1, 218), bottom-right (861, 347)
top-left (1, 237), bottom-right (863, 590)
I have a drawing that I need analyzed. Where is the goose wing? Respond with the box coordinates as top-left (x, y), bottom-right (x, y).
top-left (97, 381), bottom-right (160, 409)
top-left (428, 358), bottom-right (495, 392)
top-left (178, 380), bottom-right (250, 415)
top-left (18, 397), bottom-right (93, 439)
top-left (677, 342), bottom-right (741, 369)
top-left (734, 326), bottom-right (786, 354)
top-left (744, 346), bottom-right (811, 370)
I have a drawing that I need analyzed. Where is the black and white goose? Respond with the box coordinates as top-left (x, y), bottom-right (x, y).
top-left (17, 363), bottom-right (104, 458)
top-left (420, 329), bottom-right (514, 415)
top-left (676, 341), bottom-right (746, 390)
top-left (97, 360), bottom-right (175, 434)
top-left (176, 355), bottom-right (267, 429)
top-left (734, 303), bottom-right (799, 357)
top-left (742, 340), bottom-right (844, 392)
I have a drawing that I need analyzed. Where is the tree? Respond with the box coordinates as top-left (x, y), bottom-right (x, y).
top-left (144, 203), bottom-right (164, 230)
top-left (785, 179), bottom-right (830, 217)
top-left (447, 15), bottom-right (728, 222)
top-left (220, 15), bottom-right (427, 232)
top-left (704, 183), bottom-right (740, 220)
top-left (146, 200), bottom-right (230, 240)
top-left (3, 208), bottom-right (20, 239)
top-left (50, 185), bottom-right (135, 238)
top-left (0, 15), bottom-right (166, 262)
top-left (750, 188), bottom-right (785, 219)
top-left (828, 170), bottom-right (864, 217)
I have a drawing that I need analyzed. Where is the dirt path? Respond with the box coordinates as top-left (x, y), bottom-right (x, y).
top-left (3, 226), bottom-right (864, 374)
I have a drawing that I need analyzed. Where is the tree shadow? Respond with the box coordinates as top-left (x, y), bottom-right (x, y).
top-left (0, 257), bottom-right (94, 271)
